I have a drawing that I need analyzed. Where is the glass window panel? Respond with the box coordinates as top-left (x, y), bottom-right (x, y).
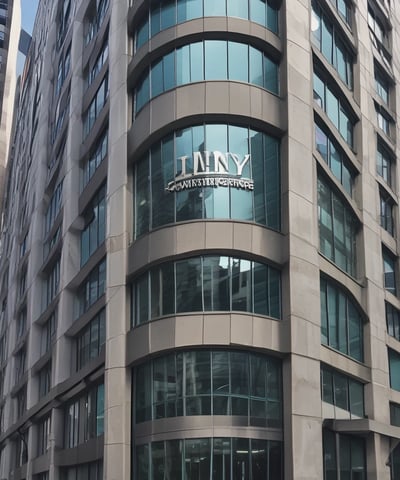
top-left (151, 60), bottom-right (163, 97)
top-left (150, 4), bottom-right (161, 37)
top-left (177, 0), bottom-right (203, 22)
top-left (389, 349), bottom-right (400, 391)
top-left (250, 0), bottom-right (266, 26)
top-left (251, 439), bottom-right (269, 480)
top-left (322, 368), bottom-right (334, 404)
top-left (163, 51), bottom-right (175, 91)
top-left (160, 0), bottom-right (176, 30)
top-left (321, 17), bottom-right (333, 63)
top-left (228, 0), bottom-right (248, 18)
top-left (151, 442), bottom-right (165, 480)
top-left (326, 88), bottom-right (339, 129)
top-left (185, 438), bottom-right (211, 479)
top-left (161, 263), bottom-right (175, 315)
top-left (313, 73), bottom-right (325, 108)
top-left (266, 4), bottom-right (278, 33)
top-left (231, 259), bottom-right (252, 311)
top-left (212, 438), bottom-right (231, 480)
top-left (205, 40), bottom-right (227, 80)
top-left (176, 258), bottom-right (202, 312)
top-left (136, 18), bottom-right (149, 50)
top-left (176, 44), bottom-right (190, 86)
top-left (204, 0), bottom-right (226, 16)
top-left (264, 56), bottom-right (278, 93)
top-left (268, 441), bottom-right (282, 479)
top-left (233, 438), bottom-right (250, 479)
top-left (249, 46), bottom-right (263, 87)
top-left (228, 42), bottom-right (248, 82)
top-left (349, 381), bottom-right (364, 417)
top-left (334, 374), bottom-right (348, 410)
top-left (165, 440), bottom-right (183, 478)
top-left (190, 42), bottom-right (204, 82)
top-left (254, 263), bottom-right (268, 316)
top-left (203, 256), bottom-right (230, 311)
top-left (323, 429), bottom-right (337, 480)
top-left (135, 274), bottom-right (149, 325)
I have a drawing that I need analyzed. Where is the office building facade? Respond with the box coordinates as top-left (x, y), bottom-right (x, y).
top-left (0, 0), bottom-right (400, 478)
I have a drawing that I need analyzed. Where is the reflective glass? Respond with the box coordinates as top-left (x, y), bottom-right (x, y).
top-left (204, 0), bottom-right (225, 16)
top-left (205, 40), bottom-right (227, 80)
top-left (212, 438), bottom-right (231, 479)
top-left (228, 0), bottom-right (248, 19)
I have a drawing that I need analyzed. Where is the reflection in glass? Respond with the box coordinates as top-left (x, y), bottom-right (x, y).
top-left (134, 350), bottom-right (282, 425)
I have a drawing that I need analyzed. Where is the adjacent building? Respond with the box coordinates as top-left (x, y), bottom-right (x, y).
top-left (0, 0), bottom-right (400, 478)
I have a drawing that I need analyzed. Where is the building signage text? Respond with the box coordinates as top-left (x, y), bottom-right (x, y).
top-left (166, 151), bottom-right (253, 192)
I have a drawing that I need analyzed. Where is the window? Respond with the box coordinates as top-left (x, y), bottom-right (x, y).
top-left (15, 347), bottom-right (26, 384)
top-left (392, 444), bottom-right (400, 480)
top-left (61, 461), bottom-right (103, 480)
top-left (135, 437), bottom-right (282, 480)
top-left (85, 0), bottom-right (109, 45)
top-left (20, 233), bottom-right (28, 258)
top-left (16, 385), bottom-right (27, 418)
top-left (43, 225), bottom-right (61, 260)
top-left (389, 348), bottom-right (400, 391)
top-left (19, 269), bottom-right (27, 300)
top-left (41, 313), bottom-right (57, 356)
top-left (134, 124), bottom-right (280, 237)
top-left (76, 309), bottom-right (105, 370)
top-left (16, 309), bottom-right (26, 341)
top-left (81, 184), bottom-right (106, 266)
top-left (313, 71), bottom-right (355, 146)
top-left (377, 140), bottom-right (393, 186)
top-left (57, 0), bottom-right (71, 50)
top-left (323, 429), bottom-right (366, 480)
top-left (311, 1), bottom-right (353, 87)
top-left (380, 191), bottom-right (394, 235)
top-left (135, 350), bottom-right (282, 425)
top-left (64, 383), bottom-right (104, 448)
top-left (321, 366), bottom-right (364, 417)
top-left (376, 107), bottom-right (392, 137)
top-left (77, 260), bottom-right (106, 316)
top-left (134, 41), bottom-right (279, 115)
top-left (318, 176), bottom-right (358, 276)
top-left (37, 415), bottom-right (51, 456)
top-left (45, 181), bottom-right (63, 235)
top-left (83, 75), bottom-right (109, 138)
top-left (52, 89), bottom-right (70, 142)
top-left (368, 6), bottom-right (389, 50)
top-left (315, 123), bottom-right (354, 195)
top-left (44, 259), bottom-right (60, 309)
top-left (135, 0), bottom-right (279, 51)
top-left (327, 0), bottom-right (351, 25)
top-left (386, 302), bottom-right (400, 341)
top-left (375, 65), bottom-right (390, 104)
top-left (133, 255), bottom-right (280, 325)
top-left (390, 402), bottom-right (400, 426)
top-left (81, 129), bottom-right (108, 190)
top-left (15, 430), bottom-right (28, 467)
top-left (38, 362), bottom-right (51, 398)
top-left (320, 277), bottom-right (363, 361)
top-left (55, 45), bottom-right (71, 97)
top-left (383, 248), bottom-right (396, 295)
top-left (87, 38), bottom-right (108, 88)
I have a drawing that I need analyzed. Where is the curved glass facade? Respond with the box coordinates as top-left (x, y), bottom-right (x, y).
top-left (134, 40), bottom-right (279, 115)
top-left (132, 255), bottom-right (281, 325)
top-left (134, 350), bottom-right (282, 425)
top-left (134, 124), bottom-right (280, 236)
top-left (135, 0), bottom-right (279, 51)
top-left (136, 437), bottom-right (283, 479)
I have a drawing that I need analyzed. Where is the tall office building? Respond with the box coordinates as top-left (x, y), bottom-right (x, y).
top-left (0, 0), bottom-right (400, 478)
top-left (0, 0), bottom-right (20, 216)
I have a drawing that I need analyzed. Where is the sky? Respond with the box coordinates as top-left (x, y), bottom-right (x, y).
top-left (21, 0), bottom-right (39, 34)
top-left (16, 0), bottom-right (39, 73)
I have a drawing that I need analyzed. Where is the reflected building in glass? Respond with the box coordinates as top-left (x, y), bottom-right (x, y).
top-left (1, 0), bottom-right (400, 479)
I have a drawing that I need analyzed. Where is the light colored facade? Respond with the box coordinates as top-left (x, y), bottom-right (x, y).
top-left (0, 0), bottom-right (400, 479)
